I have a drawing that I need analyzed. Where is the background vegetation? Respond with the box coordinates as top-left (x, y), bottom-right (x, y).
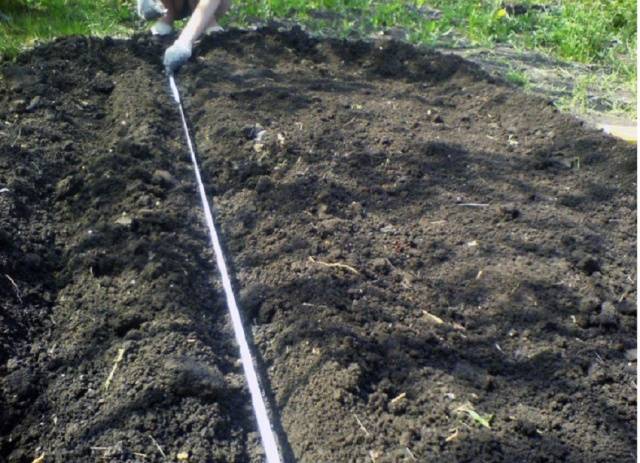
top-left (0, 0), bottom-right (636, 117)
top-left (0, 0), bottom-right (133, 57)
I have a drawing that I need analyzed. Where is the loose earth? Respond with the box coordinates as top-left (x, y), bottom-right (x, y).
top-left (0, 27), bottom-right (636, 462)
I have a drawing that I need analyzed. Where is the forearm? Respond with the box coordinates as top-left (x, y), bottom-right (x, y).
top-left (177, 0), bottom-right (220, 45)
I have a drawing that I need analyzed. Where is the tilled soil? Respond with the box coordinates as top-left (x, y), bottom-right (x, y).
top-left (0, 28), bottom-right (636, 463)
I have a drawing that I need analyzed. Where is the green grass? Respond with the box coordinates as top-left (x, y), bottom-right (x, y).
top-left (505, 68), bottom-right (530, 88)
top-left (0, 0), bottom-right (135, 60)
top-left (0, 0), bottom-right (636, 116)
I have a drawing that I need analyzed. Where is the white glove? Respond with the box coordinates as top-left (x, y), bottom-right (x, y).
top-left (137, 0), bottom-right (166, 20)
top-left (164, 41), bottom-right (193, 74)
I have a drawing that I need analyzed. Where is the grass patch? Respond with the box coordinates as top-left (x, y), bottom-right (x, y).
top-left (0, 0), bottom-right (136, 60)
top-left (557, 71), bottom-right (635, 115)
top-left (505, 68), bottom-right (529, 88)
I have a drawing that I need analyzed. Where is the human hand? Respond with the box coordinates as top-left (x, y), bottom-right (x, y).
top-left (164, 41), bottom-right (193, 74)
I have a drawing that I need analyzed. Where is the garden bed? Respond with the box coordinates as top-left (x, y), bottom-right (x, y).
top-left (0, 27), bottom-right (636, 462)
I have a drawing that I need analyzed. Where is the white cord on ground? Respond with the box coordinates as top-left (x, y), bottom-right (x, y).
top-left (168, 74), bottom-right (282, 463)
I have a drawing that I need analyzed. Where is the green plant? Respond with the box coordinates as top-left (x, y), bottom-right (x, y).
top-left (455, 403), bottom-right (493, 429)
top-left (506, 68), bottom-right (529, 88)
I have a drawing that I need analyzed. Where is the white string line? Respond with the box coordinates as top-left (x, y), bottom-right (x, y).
top-left (169, 75), bottom-right (282, 463)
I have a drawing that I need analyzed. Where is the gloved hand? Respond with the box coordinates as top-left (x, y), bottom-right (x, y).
top-left (164, 41), bottom-right (193, 74)
top-left (137, 0), bottom-right (166, 20)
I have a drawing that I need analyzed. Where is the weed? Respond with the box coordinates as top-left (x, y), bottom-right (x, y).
top-left (455, 403), bottom-right (493, 429)
top-left (505, 68), bottom-right (529, 88)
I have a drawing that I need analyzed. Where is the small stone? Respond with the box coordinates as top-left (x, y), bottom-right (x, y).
top-left (499, 205), bottom-right (520, 221)
top-left (617, 300), bottom-right (636, 316)
top-left (598, 301), bottom-right (619, 328)
top-left (55, 175), bottom-right (82, 199)
top-left (625, 349), bottom-right (637, 362)
top-left (6, 357), bottom-right (18, 371)
top-left (152, 169), bottom-right (177, 186)
top-left (588, 362), bottom-right (613, 385)
top-left (612, 341), bottom-right (625, 352)
top-left (255, 176), bottom-right (272, 194)
top-left (161, 357), bottom-right (225, 398)
top-left (347, 201), bottom-right (364, 218)
top-left (10, 98), bottom-right (26, 112)
top-left (44, 109), bottom-right (56, 121)
top-left (399, 430), bottom-right (414, 446)
top-left (4, 367), bottom-right (36, 400)
top-left (432, 114), bottom-right (444, 124)
top-left (242, 123), bottom-right (264, 140)
top-left (578, 296), bottom-right (601, 314)
top-left (93, 72), bottom-right (114, 94)
top-left (389, 395), bottom-right (407, 415)
top-left (515, 419), bottom-right (538, 437)
top-left (238, 284), bottom-right (266, 320)
top-left (371, 258), bottom-right (390, 275)
top-left (114, 216), bottom-right (133, 226)
top-left (9, 81), bottom-right (22, 93)
top-left (574, 314), bottom-right (591, 328)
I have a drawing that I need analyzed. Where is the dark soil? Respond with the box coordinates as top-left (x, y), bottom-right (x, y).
top-left (0, 27), bottom-right (636, 463)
